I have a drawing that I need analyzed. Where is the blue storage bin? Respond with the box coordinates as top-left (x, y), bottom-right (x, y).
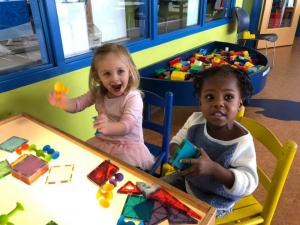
top-left (139, 41), bottom-right (270, 106)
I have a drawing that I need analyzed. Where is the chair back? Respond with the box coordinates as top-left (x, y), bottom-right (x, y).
top-left (142, 90), bottom-right (173, 175)
top-left (236, 115), bottom-right (297, 224)
top-left (234, 7), bottom-right (250, 34)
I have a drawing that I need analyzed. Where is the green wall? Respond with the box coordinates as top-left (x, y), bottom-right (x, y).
top-left (243, 0), bottom-right (253, 15)
top-left (0, 2), bottom-right (243, 141)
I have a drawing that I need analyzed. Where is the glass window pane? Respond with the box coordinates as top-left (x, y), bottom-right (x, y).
top-left (205, 0), bottom-right (228, 22)
top-left (268, 0), bottom-right (295, 28)
top-left (0, 0), bottom-right (46, 74)
top-left (158, 0), bottom-right (199, 34)
top-left (56, 0), bottom-right (149, 58)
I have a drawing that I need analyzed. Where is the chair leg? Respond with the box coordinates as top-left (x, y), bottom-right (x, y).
top-left (272, 41), bottom-right (276, 66)
top-left (243, 39), bottom-right (247, 46)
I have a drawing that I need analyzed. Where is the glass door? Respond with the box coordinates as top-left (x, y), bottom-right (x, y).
top-left (258, 0), bottom-right (300, 48)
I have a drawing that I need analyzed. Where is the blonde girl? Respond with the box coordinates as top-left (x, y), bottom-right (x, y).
top-left (49, 43), bottom-right (155, 170)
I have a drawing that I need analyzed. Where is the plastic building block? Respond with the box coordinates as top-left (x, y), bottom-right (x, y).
top-left (172, 63), bottom-right (182, 70)
top-left (154, 68), bottom-right (166, 77)
top-left (199, 48), bottom-right (208, 55)
top-left (169, 57), bottom-right (181, 67)
top-left (181, 65), bottom-right (190, 72)
top-left (247, 66), bottom-right (258, 73)
top-left (244, 61), bottom-right (254, 68)
top-left (171, 139), bottom-right (200, 170)
top-left (0, 202), bottom-right (24, 225)
top-left (162, 163), bottom-right (176, 176)
top-left (170, 71), bottom-right (186, 81)
top-left (189, 65), bottom-right (202, 74)
top-left (152, 46), bottom-right (266, 83)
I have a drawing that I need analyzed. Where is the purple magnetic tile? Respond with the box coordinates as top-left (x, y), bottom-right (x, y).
top-left (13, 155), bottom-right (46, 177)
top-left (144, 201), bottom-right (168, 225)
top-left (167, 206), bottom-right (198, 224)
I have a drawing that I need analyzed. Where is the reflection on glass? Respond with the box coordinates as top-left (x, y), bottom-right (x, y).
top-left (56, 0), bottom-right (149, 58)
top-left (205, 0), bottom-right (228, 22)
top-left (158, 0), bottom-right (199, 34)
top-left (268, 0), bottom-right (295, 28)
top-left (0, 0), bottom-right (43, 74)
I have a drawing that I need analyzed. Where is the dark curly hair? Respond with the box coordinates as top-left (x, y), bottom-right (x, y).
top-left (193, 65), bottom-right (253, 101)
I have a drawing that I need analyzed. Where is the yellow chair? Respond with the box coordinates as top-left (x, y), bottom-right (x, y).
top-left (216, 114), bottom-right (297, 225)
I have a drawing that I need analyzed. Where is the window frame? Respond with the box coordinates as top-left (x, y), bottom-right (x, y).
top-left (0, 0), bottom-right (235, 92)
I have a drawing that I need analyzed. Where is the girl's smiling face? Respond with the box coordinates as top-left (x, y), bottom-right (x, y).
top-left (199, 74), bottom-right (243, 130)
top-left (96, 52), bottom-right (130, 98)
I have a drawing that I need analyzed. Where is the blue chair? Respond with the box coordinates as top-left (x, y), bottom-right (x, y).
top-left (142, 90), bottom-right (173, 176)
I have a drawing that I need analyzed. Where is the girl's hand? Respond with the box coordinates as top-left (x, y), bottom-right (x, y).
top-left (94, 112), bottom-right (127, 136)
top-left (180, 147), bottom-right (217, 177)
top-left (48, 91), bottom-right (69, 110)
top-left (94, 112), bottom-right (111, 135)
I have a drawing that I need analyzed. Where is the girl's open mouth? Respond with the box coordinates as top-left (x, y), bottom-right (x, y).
top-left (111, 84), bottom-right (122, 92)
top-left (211, 111), bottom-right (226, 118)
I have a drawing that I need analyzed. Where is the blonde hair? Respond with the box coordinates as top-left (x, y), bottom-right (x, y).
top-left (89, 43), bottom-right (140, 100)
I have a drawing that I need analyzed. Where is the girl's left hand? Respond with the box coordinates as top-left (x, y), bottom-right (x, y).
top-left (180, 147), bottom-right (216, 177)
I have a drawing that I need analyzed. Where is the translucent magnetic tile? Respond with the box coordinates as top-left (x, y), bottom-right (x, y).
top-left (46, 220), bottom-right (58, 225)
top-left (0, 159), bottom-right (11, 179)
top-left (46, 164), bottom-right (74, 184)
top-left (0, 136), bottom-right (28, 153)
top-left (121, 195), bottom-right (154, 221)
top-left (12, 154), bottom-right (47, 177)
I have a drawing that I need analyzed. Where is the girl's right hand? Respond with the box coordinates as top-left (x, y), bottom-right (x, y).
top-left (48, 91), bottom-right (70, 110)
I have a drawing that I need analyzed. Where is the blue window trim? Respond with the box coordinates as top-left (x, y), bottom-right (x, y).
top-left (249, 0), bottom-right (263, 34)
top-left (0, 0), bottom-right (235, 93)
top-left (31, 1), bottom-right (48, 63)
top-left (128, 18), bottom-right (231, 53)
top-left (241, 0), bottom-right (262, 48)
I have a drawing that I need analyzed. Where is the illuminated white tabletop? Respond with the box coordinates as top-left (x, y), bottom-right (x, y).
top-left (0, 114), bottom-right (215, 225)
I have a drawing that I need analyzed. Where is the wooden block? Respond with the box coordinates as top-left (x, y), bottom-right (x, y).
top-left (11, 154), bottom-right (49, 185)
